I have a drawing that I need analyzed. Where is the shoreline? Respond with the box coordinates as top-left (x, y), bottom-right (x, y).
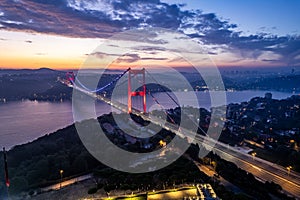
top-left (1, 90), bottom-right (295, 150)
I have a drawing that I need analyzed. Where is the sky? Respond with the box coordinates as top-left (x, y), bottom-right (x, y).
top-left (163, 0), bottom-right (300, 36)
top-left (0, 0), bottom-right (299, 69)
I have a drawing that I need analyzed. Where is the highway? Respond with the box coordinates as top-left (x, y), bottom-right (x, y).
top-left (70, 84), bottom-right (300, 198)
top-left (195, 136), bottom-right (300, 198)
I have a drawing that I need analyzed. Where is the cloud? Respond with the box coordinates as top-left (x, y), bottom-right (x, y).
top-left (208, 51), bottom-right (218, 55)
top-left (177, 10), bottom-right (300, 66)
top-left (89, 51), bottom-right (121, 59)
top-left (89, 51), bottom-right (138, 63)
top-left (88, 51), bottom-right (168, 63)
top-left (115, 53), bottom-right (140, 63)
top-left (141, 57), bottom-right (168, 61)
top-left (261, 59), bottom-right (280, 62)
top-left (232, 35), bottom-right (300, 66)
top-left (133, 46), bottom-right (167, 55)
top-left (0, 0), bottom-right (299, 66)
top-left (35, 52), bottom-right (46, 56)
top-left (134, 46), bottom-right (166, 51)
top-left (0, 0), bottom-right (120, 37)
top-left (0, 0), bottom-right (225, 39)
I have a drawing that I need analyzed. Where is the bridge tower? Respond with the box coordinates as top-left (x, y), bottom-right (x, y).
top-left (66, 72), bottom-right (75, 84)
top-left (128, 68), bottom-right (146, 113)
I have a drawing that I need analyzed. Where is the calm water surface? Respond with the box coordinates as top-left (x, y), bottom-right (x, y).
top-left (0, 90), bottom-right (294, 149)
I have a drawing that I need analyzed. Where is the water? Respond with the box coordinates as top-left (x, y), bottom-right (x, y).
top-left (0, 100), bottom-right (112, 149)
top-left (0, 90), bottom-right (294, 149)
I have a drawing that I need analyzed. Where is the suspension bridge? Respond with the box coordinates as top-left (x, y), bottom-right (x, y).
top-left (64, 68), bottom-right (190, 138)
top-left (61, 68), bottom-right (300, 197)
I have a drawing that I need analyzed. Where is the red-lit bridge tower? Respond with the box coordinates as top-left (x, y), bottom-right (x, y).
top-left (66, 72), bottom-right (75, 84)
top-left (128, 68), bottom-right (146, 113)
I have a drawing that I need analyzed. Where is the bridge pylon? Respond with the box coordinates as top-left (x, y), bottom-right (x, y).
top-left (66, 72), bottom-right (75, 84)
top-left (128, 68), bottom-right (146, 113)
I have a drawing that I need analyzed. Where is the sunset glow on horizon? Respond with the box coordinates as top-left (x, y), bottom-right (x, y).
top-left (0, 28), bottom-right (292, 70)
top-left (0, 0), bottom-right (299, 70)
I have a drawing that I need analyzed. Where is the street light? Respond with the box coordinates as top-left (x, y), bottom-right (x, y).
top-left (286, 166), bottom-right (292, 176)
top-left (211, 161), bottom-right (217, 171)
top-left (159, 140), bottom-right (166, 147)
top-left (251, 152), bottom-right (257, 160)
top-left (60, 169), bottom-right (64, 189)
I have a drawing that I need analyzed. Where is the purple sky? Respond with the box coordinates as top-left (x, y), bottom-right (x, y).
top-left (0, 0), bottom-right (299, 69)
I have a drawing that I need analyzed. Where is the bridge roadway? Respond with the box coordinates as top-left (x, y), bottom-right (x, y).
top-left (71, 85), bottom-right (300, 198)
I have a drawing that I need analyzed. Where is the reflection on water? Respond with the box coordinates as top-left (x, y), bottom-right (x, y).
top-left (0, 90), bottom-right (293, 149)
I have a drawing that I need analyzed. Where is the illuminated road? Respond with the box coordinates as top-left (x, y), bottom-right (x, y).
top-left (194, 161), bottom-right (243, 193)
top-left (41, 174), bottom-right (92, 192)
top-left (201, 137), bottom-right (300, 198)
top-left (70, 84), bottom-right (300, 198)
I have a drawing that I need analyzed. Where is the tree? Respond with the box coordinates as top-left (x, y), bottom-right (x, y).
top-left (71, 154), bottom-right (88, 174)
top-left (88, 187), bottom-right (98, 194)
top-left (10, 177), bottom-right (28, 194)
